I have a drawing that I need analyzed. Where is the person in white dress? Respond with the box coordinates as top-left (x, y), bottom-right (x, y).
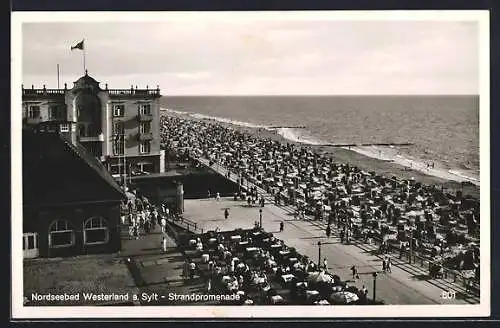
top-left (161, 217), bottom-right (167, 233)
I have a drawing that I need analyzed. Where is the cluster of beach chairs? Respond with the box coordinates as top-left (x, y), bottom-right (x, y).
top-left (160, 115), bottom-right (480, 281)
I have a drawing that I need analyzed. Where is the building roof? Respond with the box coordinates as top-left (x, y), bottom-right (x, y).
top-left (72, 70), bottom-right (101, 92)
top-left (23, 130), bottom-right (126, 207)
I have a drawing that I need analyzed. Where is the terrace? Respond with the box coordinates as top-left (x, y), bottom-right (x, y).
top-left (174, 226), bottom-right (379, 305)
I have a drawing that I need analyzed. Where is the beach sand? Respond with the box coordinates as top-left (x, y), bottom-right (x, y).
top-left (161, 111), bottom-right (479, 199)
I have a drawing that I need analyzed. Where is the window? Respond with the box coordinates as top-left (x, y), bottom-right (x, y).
top-left (60, 123), bottom-right (69, 132)
top-left (83, 217), bottom-right (109, 245)
top-left (140, 141), bottom-right (151, 154)
top-left (79, 124), bottom-right (88, 137)
top-left (113, 122), bottom-right (124, 135)
top-left (113, 122), bottom-right (125, 155)
top-left (49, 105), bottom-right (61, 120)
top-left (28, 235), bottom-right (35, 249)
top-left (113, 139), bottom-right (124, 155)
top-left (139, 103), bottom-right (151, 115)
top-left (110, 163), bottom-right (124, 175)
top-left (139, 122), bottom-right (151, 134)
top-left (113, 104), bottom-right (125, 117)
top-left (48, 220), bottom-right (75, 248)
top-left (28, 105), bottom-right (40, 119)
top-left (138, 162), bottom-right (153, 173)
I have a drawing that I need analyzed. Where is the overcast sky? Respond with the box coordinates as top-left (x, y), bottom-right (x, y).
top-left (21, 18), bottom-right (479, 95)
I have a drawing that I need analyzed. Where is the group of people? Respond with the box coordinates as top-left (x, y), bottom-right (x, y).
top-left (160, 115), bottom-right (480, 276)
top-left (122, 192), bottom-right (173, 244)
top-left (183, 226), bottom-right (371, 305)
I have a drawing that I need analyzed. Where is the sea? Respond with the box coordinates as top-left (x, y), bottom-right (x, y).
top-left (160, 95), bottom-right (480, 185)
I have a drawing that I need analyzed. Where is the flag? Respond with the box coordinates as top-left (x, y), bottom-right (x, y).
top-left (71, 40), bottom-right (84, 51)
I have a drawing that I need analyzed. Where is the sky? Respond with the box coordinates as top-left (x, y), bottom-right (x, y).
top-left (20, 15), bottom-right (480, 95)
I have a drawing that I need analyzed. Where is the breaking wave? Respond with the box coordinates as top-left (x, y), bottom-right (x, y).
top-left (275, 127), bottom-right (324, 146)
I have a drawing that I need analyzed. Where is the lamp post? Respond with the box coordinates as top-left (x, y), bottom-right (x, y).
top-left (121, 122), bottom-right (127, 190)
top-left (372, 272), bottom-right (378, 303)
top-left (238, 173), bottom-right (241, 193)
top-left (259, 208), bottom-right (263, 229)
top-left (317, 241), bottom-right (322, 268)
top-left (409, 225), bottom-right (415, 264)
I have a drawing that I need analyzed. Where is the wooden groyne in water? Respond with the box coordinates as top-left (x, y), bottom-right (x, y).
top-left (268, 126), bottom-right (307, 129)
top-left (319, 142), bottom-right (414, 147)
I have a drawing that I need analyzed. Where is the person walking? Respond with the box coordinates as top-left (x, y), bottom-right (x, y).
top-left (182, 260), bottom-right (189, 284)
top-left (207, 277), bottom-right (212, 292)
top-left (133, 223), bottom-right (139, 240)
top-left (362, 285), bottom-right (368, 304)
top-left (224, 208), bottom-right (229, 220)
top-left (161, 216), bottom-right (167, 233)
top-left (162, 235), bottom-right (167, 253)
top-left (382, 257), bottom-right (387, 273)
top-left (322, 258), bottom-right (328, 270)
top-left (279, 221), bottom-right (284, 232)
top-left (387, 257), bottom-right (392, 273)
top-left (189, 260), bottom-right (196, 280)
top-left (351, 265), bottom-right (358, 279)
top-left (216, 192), bottom-right (221, 201)
top-left (128, 218), bottom-right (134, 239)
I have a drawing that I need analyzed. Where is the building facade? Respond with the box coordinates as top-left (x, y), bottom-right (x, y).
top-left (22, 130), bottom-right (126, 258)
top-left (22, 71), bottom-right (163, 175)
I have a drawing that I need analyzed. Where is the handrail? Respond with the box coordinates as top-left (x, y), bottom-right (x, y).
top-left (163, 213), bottom-right (203, 234)
top-left (23, 89), bottom-right (65, 96)
top-left (108, 89), bottom-right (160, 96)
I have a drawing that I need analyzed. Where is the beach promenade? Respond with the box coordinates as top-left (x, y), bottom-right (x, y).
top-left (182, 196), bottom-right (473, 305)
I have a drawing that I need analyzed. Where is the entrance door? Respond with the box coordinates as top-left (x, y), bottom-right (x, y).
top-left (23, 233), bottom-right (39, 258)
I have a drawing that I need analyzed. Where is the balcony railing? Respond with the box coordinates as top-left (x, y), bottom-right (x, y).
top-left (137, 113), bottom-right (153, 121)
top-left (78, 133), bottom-right (105, 142)
top-left (137, 132), bottom-right (154, 141)
top-left (107, 89), bottom-right (161, 97)
top-left (22, 89), bottom-right (66, 97)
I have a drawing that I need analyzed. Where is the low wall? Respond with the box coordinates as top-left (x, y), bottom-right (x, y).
top-left (130, 171), bottom-right (240, 203)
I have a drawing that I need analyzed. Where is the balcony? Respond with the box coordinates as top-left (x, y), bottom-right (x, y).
top-left (78, 133), bottom-right (105, 142)
top-left (107, 88), bottom-right (161, 98)
top-left (24, 117), bottom-right (42, 125)
top-left (137, 132), bottom-right (153, 141)
top-left (23, 88), bottom-right (66, 98)
top-left (137, 113), bottom-right (153, 121)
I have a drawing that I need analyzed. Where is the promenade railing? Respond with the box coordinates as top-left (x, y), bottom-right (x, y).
top-left (163, 213), bottom-right (204, 234)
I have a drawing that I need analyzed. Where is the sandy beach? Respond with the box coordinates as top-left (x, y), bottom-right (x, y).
top-left (161, 109), bottom-right (479, 200)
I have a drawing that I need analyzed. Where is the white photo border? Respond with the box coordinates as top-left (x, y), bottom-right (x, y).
top-left (11, 10), bottom-right (491, 319)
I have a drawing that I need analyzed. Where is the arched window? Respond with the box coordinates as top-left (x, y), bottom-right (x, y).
top-left (83, 217), bottom-right (109, 245)
top-left (48, 220), bottom-right (75, 248)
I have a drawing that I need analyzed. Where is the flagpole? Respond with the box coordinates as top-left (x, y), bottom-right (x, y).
top-left (123, 133), bottom-right (127, 190)
top-left (57, 64), bottom-right (60, 89)
top-left (83, 39), bottom-right (86, 74)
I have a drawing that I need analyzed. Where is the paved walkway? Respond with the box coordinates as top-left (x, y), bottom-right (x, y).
top-left (119, 225), bottom-right (207, 305)
top-left (182, 197), bottom-right (474, 305)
